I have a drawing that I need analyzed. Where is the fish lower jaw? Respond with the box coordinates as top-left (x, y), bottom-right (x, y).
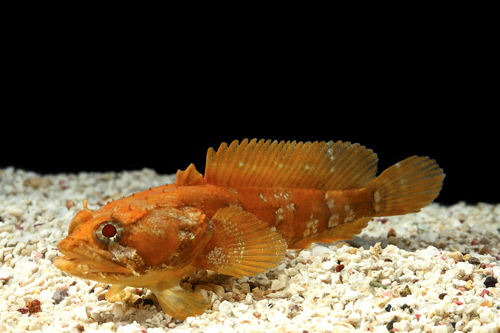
top-left (54, 254), bottom-right (134, 281)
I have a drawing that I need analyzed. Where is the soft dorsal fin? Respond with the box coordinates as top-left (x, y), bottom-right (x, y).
top-left (175, 163), bottom-right (205, 186)
top-left (205, 139), bottom-right (378, 190)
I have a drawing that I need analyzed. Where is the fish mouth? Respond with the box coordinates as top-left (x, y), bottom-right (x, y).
top-left (54, 238), bottom-right (133, 281)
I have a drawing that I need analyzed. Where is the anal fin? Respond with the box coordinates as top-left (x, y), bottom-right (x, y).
top-left (289, 217), bottom-right (372, 249)
top-left (152, 284), bottom-right (209, 320)
top-left (105, 284), bottom-right (128, 302)
top-left (201, 206), bottom-right (288, 278)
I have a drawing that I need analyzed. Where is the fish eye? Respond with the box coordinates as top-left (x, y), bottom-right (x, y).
top-left (94, 220), bottom-right (124, 245)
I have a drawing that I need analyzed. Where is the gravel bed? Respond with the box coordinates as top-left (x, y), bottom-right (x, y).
top-left (0, 167), bottom-right (499, 333)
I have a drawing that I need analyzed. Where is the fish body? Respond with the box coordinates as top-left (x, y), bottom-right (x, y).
top-left (55, 139), bottom-right (444, 319)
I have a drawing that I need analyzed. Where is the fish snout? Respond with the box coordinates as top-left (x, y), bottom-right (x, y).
top-left (55, 236), bottom-right (80, 255)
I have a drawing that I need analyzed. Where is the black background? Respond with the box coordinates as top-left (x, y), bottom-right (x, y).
top-left (3, 109), bottom-right (497, 206)
top-left (2, 20), bottom-right (497, 206)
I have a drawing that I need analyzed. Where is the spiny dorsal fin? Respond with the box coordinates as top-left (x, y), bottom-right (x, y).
top-left (175, 163), bottom-right (205, 186)
top-left (203, 206), bottom-right (287, 277)
top-left (205, 139), bottom-right (378, 190)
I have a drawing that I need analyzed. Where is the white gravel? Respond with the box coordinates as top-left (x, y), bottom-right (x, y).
top-left (0, 167), bottom-right (499, 333)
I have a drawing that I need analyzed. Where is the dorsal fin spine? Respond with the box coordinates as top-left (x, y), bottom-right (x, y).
top-left (239, 138), bottom-right (261, 185)
top-left (325, 142), bottom-right (359, 189)
top-left (283, 141), bottom-right (310, 188)
top-left (312, 141), bottom-right (337, 188)
top-left (349, 147), bottom-right (378, 187)
top-left (224, 140), bottom-right (241, 185)
top-left (343, 144), bottom-right (377, 189)
top-left (281, 141), bottom-right (305, 187)
top-left (262, 140), bottom-right (294, 187)
top-left (245, 139), bottom-right (275, 188)
top-left (175, 164), bottom-right (205, 186)
top-left (254, 140), bottom-right (278, 187)
top-left (214, 142), bottom-right (230, 183)
top-left (276, 140), bottom-right (301, 186)
top-left (205, 139), bottom-right (378, 190)
top-left (294, 141), bottom-right (324, 189)
top-left (245, 139), bottom-right (271, 187)
top-left (294, 141), bottom-right (321, 189)
top-left (227, 138), bottom-right (251, 186)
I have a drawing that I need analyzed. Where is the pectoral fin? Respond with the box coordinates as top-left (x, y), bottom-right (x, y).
top-left (200, 206), bottom-right (288, 278)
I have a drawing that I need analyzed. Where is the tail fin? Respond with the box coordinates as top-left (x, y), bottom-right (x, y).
top-left (368, 156), bottom-right (445, 216)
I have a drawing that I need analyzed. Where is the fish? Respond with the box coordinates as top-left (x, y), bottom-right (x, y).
top-left (54, 139), bottom-right (445, 319)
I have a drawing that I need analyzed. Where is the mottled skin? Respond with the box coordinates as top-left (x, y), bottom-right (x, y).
top-left (55, 139), bottom-right (444, 319)
top-left (234, 186), bottom-right (375, 247)
top-left (56, 180), bottom-right (364, 273)
top-left (56, 178), bottom-right (374, 277)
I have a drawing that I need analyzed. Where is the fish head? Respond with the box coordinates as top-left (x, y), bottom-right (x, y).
top-left (55, 198), bottom-right (210, 285)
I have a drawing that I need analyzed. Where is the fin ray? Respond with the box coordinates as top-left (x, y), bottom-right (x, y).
top-left (202, 206), bottom-right (287, 277)
top-left (105, 284), bottom-right (127, 302)
top-left (368, 156), bottom-right (445, 216)
top-left (153, 285), bottom-right (209, 320)
top-left (205, 139), bottom-right (378, 190)
top-left (175, 164), bottom-right (205, 186)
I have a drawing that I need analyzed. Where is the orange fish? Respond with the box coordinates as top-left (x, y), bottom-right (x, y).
top-left (54, 139), bottom-right (444, 319)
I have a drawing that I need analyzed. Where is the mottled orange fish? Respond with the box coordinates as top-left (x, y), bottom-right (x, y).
top-left (54, 139), bottom-right (444, 319)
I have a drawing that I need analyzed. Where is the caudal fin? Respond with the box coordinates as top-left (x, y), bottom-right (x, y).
top-left (368, 156), bottom-right (445, 216)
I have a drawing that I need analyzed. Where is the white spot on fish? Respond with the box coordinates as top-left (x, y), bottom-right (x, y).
top-left (374, 190), bottom-right (381, 203)
top-left (303, 219), bottom-right (319, 237)
top-left (325, 193), bottom-right (335, 209)
top-left (207, 246), bottom-right (227, 268)
top-left (276, 208), bottom-right (284, 220)
top-left (327, 148), bottom-right (335, 161)
top-left (328, 215), bottom-right (340, 228)
top-left (178, 230), bottom-right (195, 241)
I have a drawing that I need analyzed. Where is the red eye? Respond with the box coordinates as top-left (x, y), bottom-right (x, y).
top-left (94, 220), bottom-right (124, 245)
top-left (102, 224), bottom-right (117, 238)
